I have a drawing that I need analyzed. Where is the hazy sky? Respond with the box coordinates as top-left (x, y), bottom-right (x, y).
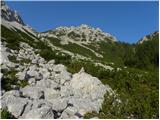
top-left (7, 1), bottom-right (159, 43)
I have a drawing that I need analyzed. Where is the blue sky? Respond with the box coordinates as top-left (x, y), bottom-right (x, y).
top-left (6, 1), bottom-right (158, 43)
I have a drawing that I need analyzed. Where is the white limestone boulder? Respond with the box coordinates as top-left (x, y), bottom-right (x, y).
top-left (21, 86), bottom-right (44, 100)
top-left (24, 106), bottom-right (54, 119)
top-left (53, 64), bottom-right (72, 84)
top-left (1, 94), bottom-right (28, 118)
top-left (44, 88), bottom-right (60, 100)
top-left (70, 68), bottom-right (107, 99)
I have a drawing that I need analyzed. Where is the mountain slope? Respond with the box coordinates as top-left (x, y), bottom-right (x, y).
top-left (1, 2), bottom-right (117, 119)
top-left (39, 24), bottom-right (118, 64)
top-left (1, 2), bottom-right (159, 119)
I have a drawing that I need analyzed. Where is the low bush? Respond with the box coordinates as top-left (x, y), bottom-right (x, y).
top-left (1, 109), bottom-right (15, 119)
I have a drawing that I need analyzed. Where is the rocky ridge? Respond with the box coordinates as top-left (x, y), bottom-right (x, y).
top-left (137, 31), bottom-right (159, 44)
top-left (1, 1), bottom-right (37, 38)
top-left (40, 24), bottom-right (117, 45)
top-left (1, 1), bottom-right (25, 25)
top-left (38, 24), bottom-right (117, 59)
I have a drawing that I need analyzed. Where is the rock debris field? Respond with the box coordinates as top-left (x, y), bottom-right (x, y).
top-left (1, 42), bottom-right (114, 119)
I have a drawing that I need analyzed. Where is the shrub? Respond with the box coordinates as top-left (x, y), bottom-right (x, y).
top-left (0, 109), bottom-right (15, 119)
top-left (2, 70), bottom-right (28, 91)
top-left (8, 55), bottom-right (17, 63)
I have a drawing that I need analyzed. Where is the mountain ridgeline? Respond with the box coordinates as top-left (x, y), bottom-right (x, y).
top-left (1, 1), bottom-right (159, 119)
top-left (40, 25), bottom-right (159, 70)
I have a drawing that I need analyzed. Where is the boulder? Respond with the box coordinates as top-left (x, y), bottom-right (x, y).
top-left (24, 106), bottom-right (54, 119)
top-left (60, 85), bottom-right (74, 97)
top-left (44, 88), bottom-right (60, 100)
top-left (7, 62), bottom-right (16, 69)
top-left (69, 98), bottom-right (104, 116)
top-left (31, 59), bottom-right (38, 64)
top-left (1, 95), bottom-right (28, 118)
top-left (28, 78), bottom-right (36, 85)
top-left (68, 69), bottom-right (107, 115)
top-left (31, 99), bottom-right (53, 109)
top-left (51, 98), bottom-right (68, 111)
top-left (2, 90), bottom-right (21, 97)
top-left (63, 106), bottom-right (78, 116)
top-left (38, 57), bottom-right (45, 64)
top-left (21, 86), bottom-right (44, 100)
top-left (53, 64), bottom-right (71, 84)
top-left (26, 65), bottom-right (38, 77)
top-left (16, 71), bottom-right (26, 80)
top-left (48, 60), bottom-right (55, 65)
top-left (35, 72), bottom-right (43, 80)
top-left (38, 68), bottom-right (50, 80)
top-left (70, 70), bottom-right (106, 99)
top-left (36, 79), bottom-right (59, 89)
top-left (20, 101), bottom-right (33, 118)
top-left (53, 64), bottom-right (66, 73)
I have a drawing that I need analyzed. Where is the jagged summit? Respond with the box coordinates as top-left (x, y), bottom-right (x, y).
top-left (41, 24), bottom-right (117, 43)
top-left (1, 1), bottom-right (38, 37)
top-left (1, 1), bottom-right (25, 25)
top-left (138, 31), bottom-right (159, 44)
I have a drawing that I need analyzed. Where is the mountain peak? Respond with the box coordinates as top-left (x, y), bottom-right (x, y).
top-left (138, 31), bottom-right (159, 44)
top-left (1, 1), bottom-right (25, 25)
top-left (42, 24), bottom-right (117, 43)
top-left (80, 24), bottom-right (89, 28)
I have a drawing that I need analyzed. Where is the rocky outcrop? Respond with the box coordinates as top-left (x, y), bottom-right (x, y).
top-left (137, 31), bottom-right (159, 44)
top-left (0, 41), bottom-right (116, 119)
top-left (1, 1), bottom-right (25, 25)
top-left (40, 24), bottom-right (117, 44)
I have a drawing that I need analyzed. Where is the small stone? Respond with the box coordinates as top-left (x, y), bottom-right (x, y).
top-left (28, 78), bottom-right (36, 85)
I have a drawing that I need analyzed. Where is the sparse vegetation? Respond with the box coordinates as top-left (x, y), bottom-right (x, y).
top-left (20, 58), bottom-right (31, 64)
top-left (0, 109), bottom-right (15, 119)
top-left (48, 37), bottom-right (98, 59)
top-left (78, 63), bottom-right (158, 119)
top-left (1, 70), bottom-right (28, 91)
top-left (8, 55), bottom-right (17, 63)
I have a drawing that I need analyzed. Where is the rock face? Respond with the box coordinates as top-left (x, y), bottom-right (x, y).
top-left (0, 41), bottom-right (115, 119)
top-left (1, 1), bottom-right (25, 25)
